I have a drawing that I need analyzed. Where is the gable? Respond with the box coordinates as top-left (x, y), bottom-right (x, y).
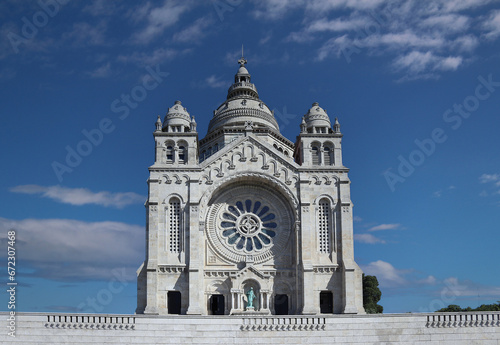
top-left (199, 135), bottom-right (300, 186)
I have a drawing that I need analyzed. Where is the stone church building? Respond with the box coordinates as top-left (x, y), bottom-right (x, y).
top-left (136, 56), bottom-right (365, 316)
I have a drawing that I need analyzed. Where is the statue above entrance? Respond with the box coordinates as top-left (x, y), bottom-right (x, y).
top-left (246, 287), bottom-right (256, 310)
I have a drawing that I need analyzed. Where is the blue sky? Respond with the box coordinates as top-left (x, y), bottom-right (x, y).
top-left (1, 0), bottom-right (500, 314)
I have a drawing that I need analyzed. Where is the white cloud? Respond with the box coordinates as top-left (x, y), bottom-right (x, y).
top-left (83, 0), bottom-right (119, 16)
top-left (366, 32), bottom-right (445, 50)
top-left (353, 216), bottom-right (362, 222)
top-left (259, 33), bottom-right (272, 45)
top-left (392, 51), bottom-right (463, 76)
top-left (419, 14), bottom-right (470, 34)
top-left (362, 260), bottom-right (500, 311)
top-left (130, 1), bottom-right (189, 44)
top-left (368, 223), bottom-right (401, 231)
top-left (265, 0), bottom-right (498, 80)
top-left (451, 35), bottom-right (479, 52)
top-left (433, 185), bottom-right (456, 198)
top-left (393, 51), bottom-right (435, 73)
top-left (440, 0), bottom-right (496, 13)
top-left (354, 233), bottom-right (385, 244)
top-left (483, 10), bottom-right (500, 40)
top-left (479, 173), bottom-right (500, 198)
top-left (251, 0), bottom-right (386, 18)
top-left (10, 185), bottom-right (145, 209)
top-left (251, 0), bottom-right (304, 20)
top-left (62, 21), bottom-right (107, 47)
top-left (205, 75), bottom-right (227, 88)
top-left (441, 277), bottom-right (500, 298)
top-left (173, 16), bottom-right (213, 42)
top-left (306, 17), bottom-right (368, 33)
top-left (362, 260), bottom-right (437, 289)
top-left (86, 62), bottom-right (112, 79)
top-left (317, 35), bottom-right (351, 61)
top-left (435, 56), bottom-right (463, 71)
top-left (0, 217), bottom-right (143, 281)
top-left (418, 275), bottom-right (437, 285)
top-left (362, 260), bottom-right (409, 287)
top-left (305, 0), bottom-right (386, 12)
top-left (479, 173), bottom-right (499, 183)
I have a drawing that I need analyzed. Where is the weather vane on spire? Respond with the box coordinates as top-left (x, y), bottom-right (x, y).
top-left (238, 44), bottom-right (247, 66)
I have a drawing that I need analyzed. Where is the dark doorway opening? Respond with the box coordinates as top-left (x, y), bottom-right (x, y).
top-left (320, 291), bottom-right (333, 314)
top-left (211, 294), bottom-right (225, 315)
top-left (167, 291), bottom-right (181, 314)
top-left (274, 294), bottom-right (288, 315)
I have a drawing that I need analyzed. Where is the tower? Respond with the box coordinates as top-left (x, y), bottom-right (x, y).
top-left (136, 56), bottom-right (365, 316)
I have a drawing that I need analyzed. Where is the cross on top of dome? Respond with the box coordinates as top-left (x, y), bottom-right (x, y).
top-left (238, 56), bottom-right (247, 66)
top-left (238, 45), bottom-right (247, 66)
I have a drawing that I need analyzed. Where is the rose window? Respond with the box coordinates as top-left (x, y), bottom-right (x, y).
top-left (206, 184), bottom-right (293, 264)
top-left (220, 200), bottom-right (277, 252)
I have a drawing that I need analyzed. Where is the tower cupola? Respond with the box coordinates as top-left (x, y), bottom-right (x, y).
top-left (304, 102), bottom-right (332, 134)
top-left (163, 100), bottom-right (192, 132)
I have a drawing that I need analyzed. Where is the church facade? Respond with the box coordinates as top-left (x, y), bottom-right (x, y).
top-left (136, 56), bottom-right (365, 316)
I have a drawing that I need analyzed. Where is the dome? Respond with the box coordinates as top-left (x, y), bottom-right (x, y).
top-left (304, 102), bottom-right (331, 129)
top-left (207, 57), bottom-right (280, 133)
top-left (163, 100), bottom-right (191, 130)
top-left (208, 98), bottom-right (279, 133)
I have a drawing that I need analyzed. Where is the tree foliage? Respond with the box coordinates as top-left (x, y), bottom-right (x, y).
top-left (436, 301), bottom-right (500, 312)
top-left (363, 274), bottom-right (383, 314)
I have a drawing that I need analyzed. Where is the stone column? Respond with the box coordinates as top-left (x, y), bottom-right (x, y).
top-left (343, 269), bottom-right (358, 314)
top-left (300, 205), bottom-right (316, 314)
top-left (144, 202), bottom-right (159, 314)
top-left (186, 205), bottom-right (202, 314)
top-left (174, 145), bottom-right (179, 164)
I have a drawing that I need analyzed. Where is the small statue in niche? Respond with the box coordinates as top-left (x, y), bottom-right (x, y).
top-left (246, 287), bottom-right (256, 309)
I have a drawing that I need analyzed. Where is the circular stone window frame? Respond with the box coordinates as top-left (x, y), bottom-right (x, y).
top-left (205, 184), bottom-right (293, 264)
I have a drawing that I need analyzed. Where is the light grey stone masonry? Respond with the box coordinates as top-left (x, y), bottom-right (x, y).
top-left (2, 312), bottom-right (499, 344)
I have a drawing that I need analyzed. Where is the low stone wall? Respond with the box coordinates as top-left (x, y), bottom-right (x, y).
top-left (2, 311), bottom-right (499, 344)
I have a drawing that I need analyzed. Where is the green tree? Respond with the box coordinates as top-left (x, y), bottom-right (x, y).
top-left (363, 274), bottom-right (383, 314)
top-left (436, 304), bottom-right (464, 312)
top-left (436, 301), bottom-right (500, 312)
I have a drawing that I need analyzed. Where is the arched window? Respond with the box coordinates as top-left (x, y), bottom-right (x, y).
top-left (166, 146), bottom-right (174, 163)
top-left (323, 146), bottom-right (332, 165)
top-left (178, 146), bottom-right (186, 164)
top-left (200, 150), bottom-right (206, 161)
top-left (318, 199), bottom-right (331, 254)
top-left (312, 146), bottom-right (320, 165)
top-left (168, 198), bottom-right (181, 253)
top-left (214, 143), bottom-right (219, 152)
top-left (206, 147), bottom-right (212, 158)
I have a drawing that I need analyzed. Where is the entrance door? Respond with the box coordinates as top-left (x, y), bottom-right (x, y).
top-left (167, 291), bottom-right (181, 314)
top-left (274, 294), bottom-right (288, 315)
top-left (320, 291), bottom-right (333, 313)
top-left (211, 294), bottom-right (225, 315)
